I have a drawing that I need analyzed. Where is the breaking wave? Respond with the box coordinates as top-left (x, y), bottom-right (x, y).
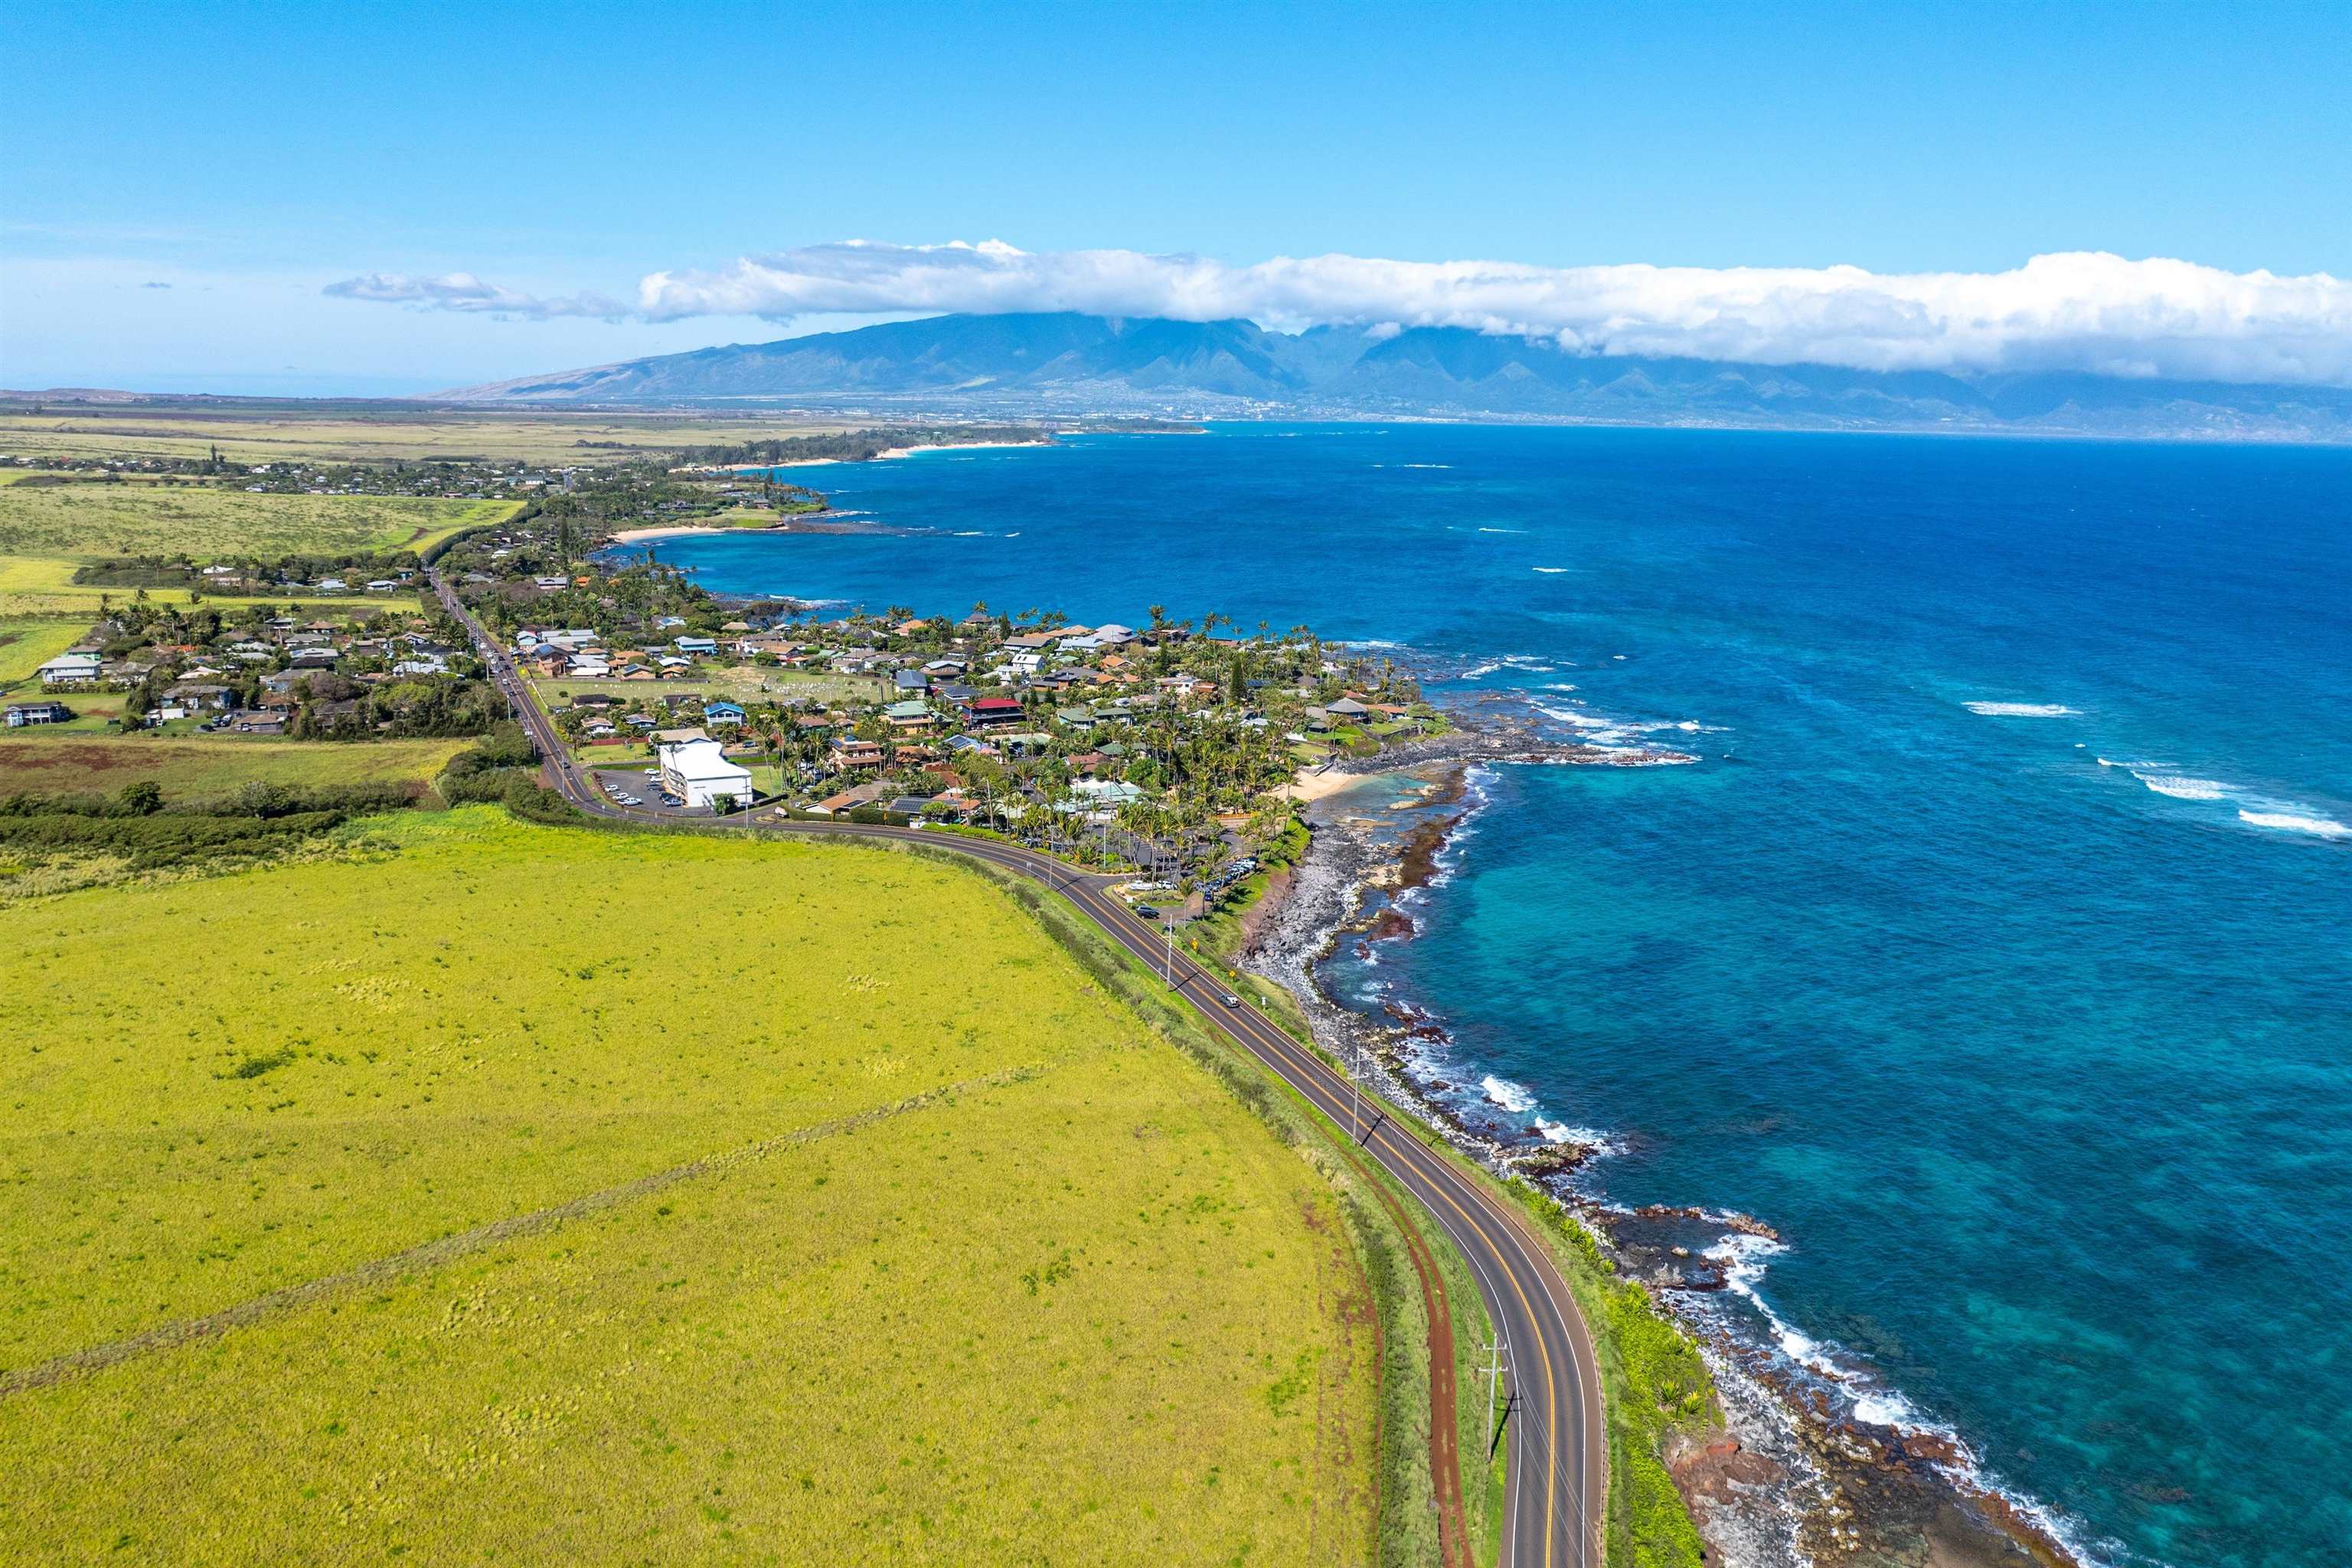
top-left (1964, 701), bottom-right (2080, 717)
top-left (2133, 773), bottom-right (2228, 801)
top-left (2239, 811), bottom-right (2350, 840)
top-left (1481, 1074), bottom-right (1537, 1114)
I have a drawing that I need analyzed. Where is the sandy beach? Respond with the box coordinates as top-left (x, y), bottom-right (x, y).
top-left (1275, 763), bottom-right (1373, 803)
top-left (606, 523), bottom-right (727, 544)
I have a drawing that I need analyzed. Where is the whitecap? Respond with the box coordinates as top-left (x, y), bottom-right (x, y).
top-left (1398, 462), bottom-right (1453, 469)
top-left (1963, 701), bottom-right (2079, 717)
top-left (1481, 1075), bottom-right (1537, 1114)
top-left (1460, 662), bottom-right (1501, 678)
top-left (2239, 810), bottom-right (2350, 840)
top-left (2134, 773), bottom-right (2228, 801)
top-left (1533, 566), bottom-right (1569, 573)
top-left (1534, 1120), bottom-right (1621, 1153)
top-left (1540, 682), bottom-right (1579, 692)
top-left (1476, 526), bottom-right (1524, 534)
top-left (951, 530), bottom-right (986, 537)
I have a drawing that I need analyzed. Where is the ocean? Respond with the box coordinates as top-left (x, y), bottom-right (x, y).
top-left (646, 424), bottom-right (2352, 1566)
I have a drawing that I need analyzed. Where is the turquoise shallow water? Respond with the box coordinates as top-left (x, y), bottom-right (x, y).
top-left (651, 426), bottom-right (2352, 1565)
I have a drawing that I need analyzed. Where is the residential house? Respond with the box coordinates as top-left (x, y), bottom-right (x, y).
top-left (702, 701), bottom-right (746, 727)
top-left (962, 695), bottom-right (1028, 729)
top-left (37, 653), bottom-right (101, 688)
top-left (813, 781), bottom-right (890, 816)
top-left (5, 701), bottom-right (73, 727)
top-left (882, 699), bottom-right (935, 734)
top-left (161, 681), bottom-right (232, 715)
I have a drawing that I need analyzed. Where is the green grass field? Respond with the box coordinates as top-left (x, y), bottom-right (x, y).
top-left (0, 407), bottom-right (867, 466)
top-left (0, 808), bottom-right (1380, 1564)
top-left (0, 554), bottom-right (427, 618)
top-left (0, 487), bottom-right (515, 564)
top-left (0, 735), bottom-right (472, 798)
top-left (0, 617), bottom-right (90, 688)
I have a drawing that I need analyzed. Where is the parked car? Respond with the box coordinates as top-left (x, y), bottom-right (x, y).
top-left (1135, 903), bottom-right (1161, 919)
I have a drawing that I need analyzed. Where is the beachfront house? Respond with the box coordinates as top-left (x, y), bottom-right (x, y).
top-left (657, 738), bottom-right (753, 809)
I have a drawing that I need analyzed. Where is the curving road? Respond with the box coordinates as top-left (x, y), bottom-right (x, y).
top-left (432, 570), bottom-right (1606, 1567)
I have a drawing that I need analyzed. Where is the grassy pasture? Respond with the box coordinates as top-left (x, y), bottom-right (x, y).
top-left (0, 407), bottom-right (868, 466)
top-left (0, 487), bottom-right (514, 563)
top-left (0, 617), bottom-right (90, 688)
top-left (0, 808), bottom-right (1378, 1564)
top-left (0, 555), bottom-right (424, 618)
top-left (0, 735), bottom-right (472, 798)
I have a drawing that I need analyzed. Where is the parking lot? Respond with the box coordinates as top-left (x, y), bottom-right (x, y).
top-left (588, 766), bottom-right (717, 818)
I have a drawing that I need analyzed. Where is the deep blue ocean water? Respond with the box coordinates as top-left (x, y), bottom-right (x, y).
top-left (649, 426), bottom-right (2352, 1566)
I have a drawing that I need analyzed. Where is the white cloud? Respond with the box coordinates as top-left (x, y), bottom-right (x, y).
top-left (330, 243), bottom-right (2352, 385)
top-left (322, 271), bottom-right (627, 320)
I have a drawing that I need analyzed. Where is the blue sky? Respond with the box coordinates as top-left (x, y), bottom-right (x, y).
top-left (4, 1), bottom-right (2347, 393)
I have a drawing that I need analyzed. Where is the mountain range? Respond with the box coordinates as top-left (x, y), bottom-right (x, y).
top-left (445, 312), bottom-right (2352, 441)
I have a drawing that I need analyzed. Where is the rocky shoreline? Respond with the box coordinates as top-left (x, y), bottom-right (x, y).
top-left (1236, 729), bottom-right (2089, 1568)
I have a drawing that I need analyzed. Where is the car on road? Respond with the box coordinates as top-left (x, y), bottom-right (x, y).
top-left (1220, 992), bottom-right (1243, 1008)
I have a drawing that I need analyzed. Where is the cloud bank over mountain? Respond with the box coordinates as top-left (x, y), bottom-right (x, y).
top-left (331, 241), bottom-right (2352, 387)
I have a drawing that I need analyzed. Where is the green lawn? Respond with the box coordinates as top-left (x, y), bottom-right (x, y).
top-left (0, 734), bottom-right (472, 798)
top-left (0, 808), bottom-right (1380, 1565)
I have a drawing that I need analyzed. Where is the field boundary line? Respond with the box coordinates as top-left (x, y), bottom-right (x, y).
top-left (0, 1062), bottom-right (1047, 1397)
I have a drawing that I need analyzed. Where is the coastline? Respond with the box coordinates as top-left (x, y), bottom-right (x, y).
top-left (606, 511), bottom-right (894, 546)
top-left (1243, 717), bottom-right (2089, 1568)
top-left (610, 439), bottom-right (1059, 544)
top-left (744, 438), bottom-right (1056, 470)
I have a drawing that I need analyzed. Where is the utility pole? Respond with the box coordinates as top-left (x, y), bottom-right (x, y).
top-left (1482, 1336), bottom-right (1504, 1461)
top-left (1351, 1045), bottom-right (1363, 1142)
top-left (1163, 916), bottom-right (1175, 989)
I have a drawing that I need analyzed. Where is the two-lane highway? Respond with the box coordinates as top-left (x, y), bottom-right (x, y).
top-left (431, 570), bottom-right (1606, 1566)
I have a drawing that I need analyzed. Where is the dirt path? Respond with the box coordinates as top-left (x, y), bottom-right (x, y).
top-left (1338, 1133), bottom-right (1475, 1567)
